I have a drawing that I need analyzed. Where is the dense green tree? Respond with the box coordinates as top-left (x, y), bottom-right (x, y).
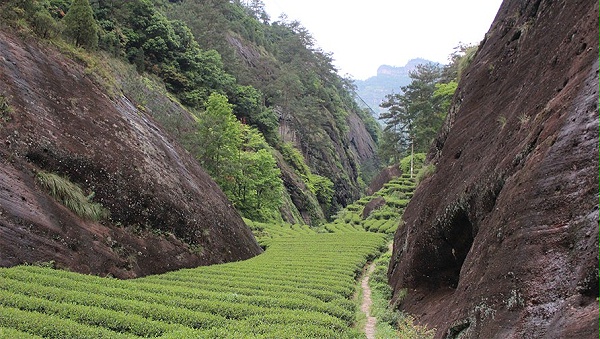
top-left (230, 126), bottom-right (283, 221)
top-left (378, 45), bottom-right (480, 167)
top-left (164, 0), bottom-right (236, 68)
top-left (193, 93), bottom-right (242, 179)
top-left (1, 0), bottom-right (35, 20)
top-left (433, 81), bottom-right (458, 114)
top-left (230, 85), bottom-right (278, 143)
top-left (32, 9), bottom-right (59, 38)
top-left (89, 0), bottom-right (237, 109)
top-left (377, 127), bottom-right (404, 165)
top-left (443, 43), bottom-right (478, 82)
top-left (251, 0), bottom-right (270, 23)
top-left (62, 0), bottom-right (98, 49)
top-left (234, 147), bottom-right (283, 220)
top-left (189, 94), bottom-right (283, 221)
top-left (306, 173), bottom-right (334, 208)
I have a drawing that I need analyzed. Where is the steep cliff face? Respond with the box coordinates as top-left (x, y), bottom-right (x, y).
top-left (227, 33), bottom-right (377, 221)
top-left (388, 1), bottom-right (598, 338)
top-left (301, 108), bottom-right (374, 212)
top-left (0, 30), bottom-right (263, 278)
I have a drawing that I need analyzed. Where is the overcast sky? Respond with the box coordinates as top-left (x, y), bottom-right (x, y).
top-left (260, 0), bottom-right (503, 80)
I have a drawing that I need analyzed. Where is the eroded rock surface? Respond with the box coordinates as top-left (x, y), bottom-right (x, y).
top-left (388, 1), bottom-right (598, 337)
top-left (0, 30), bottom-right (262, 278)
top-left (366, 164), bottom-right (402, 196)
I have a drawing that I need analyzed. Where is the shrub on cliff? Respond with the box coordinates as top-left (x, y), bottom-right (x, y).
top-left (189, 93), bottom-right (284, 222)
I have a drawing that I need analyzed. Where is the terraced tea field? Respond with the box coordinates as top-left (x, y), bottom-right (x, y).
top-left (324, 173), bottom-right (417, 235)
top-left (0, 171), bottom-right (419, 338)
top-left (0, 231), bottom-right (387, 338)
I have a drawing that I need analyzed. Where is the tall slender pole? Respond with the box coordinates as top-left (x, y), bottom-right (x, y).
top-left (410, 137), bottom-right (414, 178)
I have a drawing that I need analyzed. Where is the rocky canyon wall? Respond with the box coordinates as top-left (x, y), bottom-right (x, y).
top-left (388, 0), bottom-right (598, 337)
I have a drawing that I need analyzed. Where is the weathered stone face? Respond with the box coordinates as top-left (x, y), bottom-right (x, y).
top-left (366, 164), bottom-right (402, 196)
top-left (0, 30), bottom-right (262, 278)
top-left (388, 1), bottom-right (599, 337)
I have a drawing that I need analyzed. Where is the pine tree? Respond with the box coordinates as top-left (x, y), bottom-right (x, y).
top-left (62, 0), bottom-right (98, 49)
top-left (379, 63), bottom-right (444, 167)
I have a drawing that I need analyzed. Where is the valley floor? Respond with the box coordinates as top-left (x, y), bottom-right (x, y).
top-left (0, 171), bottom-right (420, 338)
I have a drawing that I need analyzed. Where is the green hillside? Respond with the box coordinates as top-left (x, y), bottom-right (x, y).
top-left (0, 0), bottom-right (379, 225)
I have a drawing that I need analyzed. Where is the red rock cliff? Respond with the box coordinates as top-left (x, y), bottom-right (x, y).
top-left (0, 30), bottom-right (263, 278)
top-left (388, 0), bottom-right (598, 337)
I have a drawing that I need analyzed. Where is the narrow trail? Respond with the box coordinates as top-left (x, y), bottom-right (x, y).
top-left (361, 262), bottom-right (377, 339)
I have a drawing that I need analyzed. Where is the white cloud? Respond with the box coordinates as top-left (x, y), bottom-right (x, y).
top-left (261, 0), bottom-right (503, 79)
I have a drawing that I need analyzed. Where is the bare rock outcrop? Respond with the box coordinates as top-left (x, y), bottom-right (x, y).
top-left (361, 197), bottom-right (386, 219)
top-left (0, 30), bottom-right (262, 278)
top-left (388, 1), bottom-right (598, 338)
top-left (366, 164), bottom-right (402, 195)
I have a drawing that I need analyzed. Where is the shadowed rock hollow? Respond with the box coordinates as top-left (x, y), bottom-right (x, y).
top-left (388, 0), bottom-right (598, 338)
top-left (0, 30), bottom-right (262, 278)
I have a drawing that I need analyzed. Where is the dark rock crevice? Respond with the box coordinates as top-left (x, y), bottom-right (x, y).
top-left (438, 208), bottom-right (474, 289)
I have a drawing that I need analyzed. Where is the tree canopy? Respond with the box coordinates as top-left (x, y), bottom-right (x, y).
top-left (62, 0), bottom-right (98, 49)
top-left (378, 46), bottom-right (476, 165)
top-left (188, 93), bottom-right (284, 222)
top-left (379, 63), bottom-right (445, 163)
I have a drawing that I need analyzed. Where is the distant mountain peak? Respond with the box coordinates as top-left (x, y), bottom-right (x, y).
top-left (354, 58), bottom-right (436, 121)
top-left (376, 58), bottom-right (433, 77)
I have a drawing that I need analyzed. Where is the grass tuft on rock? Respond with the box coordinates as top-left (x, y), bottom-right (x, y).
top-left (36, 171), bottom-right (109, 221)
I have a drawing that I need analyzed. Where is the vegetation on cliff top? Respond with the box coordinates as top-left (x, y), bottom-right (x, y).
top-left (1, 0), bottom-right (381, 223)
top-left (378, 44), bottom-right (476, 165)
